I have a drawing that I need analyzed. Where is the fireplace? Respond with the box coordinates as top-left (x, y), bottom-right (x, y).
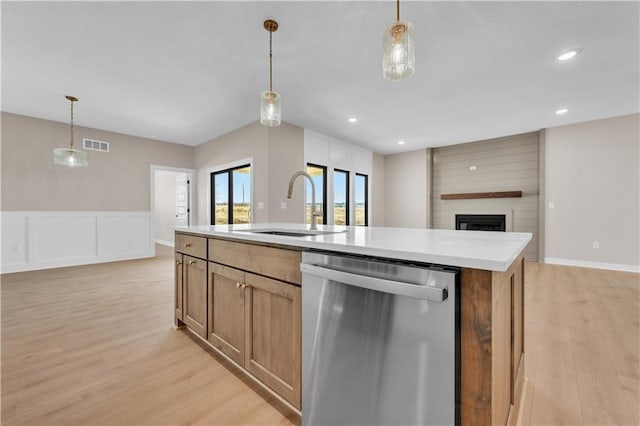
top-left (456, 214), bottom-right (506, 232)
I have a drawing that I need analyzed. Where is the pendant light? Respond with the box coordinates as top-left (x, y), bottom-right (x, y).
top-left (53, 95), bottom-right (89, 167)
top-left (383, 0), bottom-right (415, 81)
top-left (260, 19), bottom-right (281, 127)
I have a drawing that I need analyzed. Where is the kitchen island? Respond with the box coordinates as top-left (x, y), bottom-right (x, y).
top-left (174, 223), bottom-right (531, 425)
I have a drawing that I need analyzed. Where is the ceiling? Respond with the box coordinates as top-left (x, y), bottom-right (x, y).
top-left (2, 1), bottom-right (638, 154)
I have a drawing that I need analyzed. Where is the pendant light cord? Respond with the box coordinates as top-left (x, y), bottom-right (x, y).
top-left (397, 0), bottom-right (400, 21)
top-left (269, 30), bottom-right (273, 92)
top-left (69, 99), bottom-right (75, 149)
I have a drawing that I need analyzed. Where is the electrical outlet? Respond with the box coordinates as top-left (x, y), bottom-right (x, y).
top-left (257, 202), bottom-right (264, 209)
top-left (592, 241), bottom-right (600, 249)
top-left (280, 201), bottom-right (287, 209)
top-left (548, 202), bottom-right (555, 210)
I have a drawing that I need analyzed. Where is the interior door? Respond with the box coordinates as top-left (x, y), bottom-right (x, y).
top-left (176, 174), bottom-right (190, 226)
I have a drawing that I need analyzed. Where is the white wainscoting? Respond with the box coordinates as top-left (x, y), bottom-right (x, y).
top-left (1, 211), bottom-right (154, 273)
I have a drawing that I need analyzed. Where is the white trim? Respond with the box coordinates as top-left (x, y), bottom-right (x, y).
top-left (155, 239), bottom-right (175, 248)
top-left (206, 157), bottom-right (254, 226)
top-left (544, 257), bottom-right (640, 273)
top-left (1, 211), bottom-right (154, 274)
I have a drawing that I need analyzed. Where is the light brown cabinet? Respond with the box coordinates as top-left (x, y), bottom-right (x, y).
top-left (207, 261), bottom-right (302, 409)
top-left (183, 255), bottom-right (207, 338)
top-left (175, 234), bottom-right (208, 339)
top-left (175, 252), bottom-right (184, 321)
top-left (244, 272), bottom-right (301, 409)
top-left (208, 263), bottom-right (245, 365)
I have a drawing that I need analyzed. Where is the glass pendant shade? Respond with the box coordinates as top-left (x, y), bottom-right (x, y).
top-left (383, 21), bottom-right (415, 81)
top-left (53, 147), bottom-right (89, 167)
top-left (260, 91), bottom-right (281, 127)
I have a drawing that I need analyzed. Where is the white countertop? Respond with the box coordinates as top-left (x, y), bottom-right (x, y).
top-left (175, 223), bottom-right (531, 272)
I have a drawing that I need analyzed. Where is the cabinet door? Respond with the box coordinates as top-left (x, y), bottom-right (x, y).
top-left (175, 252), bottom-right (184, 322)
top-left (511, 258), bottom-right (525, 403)
top-left (209, 263), bottom-right (245, 365)
top-left (244, 272), bottom-right (301, 409)
top-left (183, 255), bottom-right (207, 338)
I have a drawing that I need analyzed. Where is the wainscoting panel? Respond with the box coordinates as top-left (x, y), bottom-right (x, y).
top-left (1, 212), bottom-right (153, 273)
top-left (1, 216), bottom-right (28, 267)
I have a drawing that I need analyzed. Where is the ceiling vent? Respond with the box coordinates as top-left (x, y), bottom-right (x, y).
top-left (83, 138), bottom-right (110, 152)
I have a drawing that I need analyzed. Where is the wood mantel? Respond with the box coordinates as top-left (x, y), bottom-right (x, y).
top-left (441, 191), bottom-right (523, 200)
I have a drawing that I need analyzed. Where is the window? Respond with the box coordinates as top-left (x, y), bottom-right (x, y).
top-left (306, 163), bottom-right (327, 225)
top-left (333, 169), bottom-right (349, 225)
top-left (354, 173), bottom-right (368, 226)
top-left (211, 164), bottom-right (251, 225)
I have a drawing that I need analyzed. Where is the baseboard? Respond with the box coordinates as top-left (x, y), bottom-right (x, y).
top-left (155, 239), bottom-right (175, 248)
top-left (1, 252), bottom-right (154, 274)
top-left (544, 257), bottom-right (640, 273)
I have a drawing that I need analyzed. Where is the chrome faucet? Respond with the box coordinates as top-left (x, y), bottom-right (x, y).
top-left (288, 171), bottom-right (322, 230)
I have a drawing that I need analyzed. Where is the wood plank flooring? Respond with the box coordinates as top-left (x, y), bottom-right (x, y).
top-left (519, 262), bottom-right (639, 426)
top-left (1, 245), bottom-right (299, 426)
top-left (2, 247), bottom-right (638, 425)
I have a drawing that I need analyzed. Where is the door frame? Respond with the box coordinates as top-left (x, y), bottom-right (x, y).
top-left (150, 165), bottom-right (196, 254)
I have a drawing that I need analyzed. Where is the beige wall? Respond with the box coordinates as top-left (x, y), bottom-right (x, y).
top-left (371, 152), bottom-right (385, 226)
top-left (154, 170), bottom-right (181, 244)
top-left (194, 121), bottom-right (304, 225)
top-left (545, 113), bottom-right (639, 269)
top-left (383, 149), bottom-right (429, 228)
top-left (432, 132), bottom-right (540, 260)
top-left (1, 112), bottom-right (194, 211)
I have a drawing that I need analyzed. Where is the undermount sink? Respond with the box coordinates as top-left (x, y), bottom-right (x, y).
top-left (236, 228), bottom-right (346, 237)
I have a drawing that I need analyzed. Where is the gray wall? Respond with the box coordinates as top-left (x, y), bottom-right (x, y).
top-left (544, 113), bottom-right (639, 269)
top-left (1, 112), bottom-right (194, 211)
top-left (194, 121), bottom-right (304, 225)
top-left (432, 132), bottom-right (540, 260)
top-left (383, 149), bottom-right (429, 228)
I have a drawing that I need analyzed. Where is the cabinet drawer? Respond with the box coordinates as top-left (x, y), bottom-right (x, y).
top-left (176, 233), bottom-right (207, 259)
top-left (209, 239), bottom-right (301, 285)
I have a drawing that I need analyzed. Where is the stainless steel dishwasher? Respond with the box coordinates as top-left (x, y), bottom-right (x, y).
top-left (301, 251), bottom-right (460, 426)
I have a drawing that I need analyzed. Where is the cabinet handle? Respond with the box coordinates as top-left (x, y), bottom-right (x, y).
top-left (176, 261), bottom-right (182, 266)
top-left (189, 260), bottom-right (196, 265)
top-left (184, 243), bottom-right (192, 248)
top-left (236, 282), bottom-right (248, 289)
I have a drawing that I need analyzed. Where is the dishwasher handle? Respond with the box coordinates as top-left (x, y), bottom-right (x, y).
top-left (300, 263), bottom-right (448, 302)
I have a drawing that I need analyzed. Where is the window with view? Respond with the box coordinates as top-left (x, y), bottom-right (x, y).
top-left (334, 169), bottom-right (349, 225)
top-left (306, 164), bottom-right (327, 225)
top-left (211, 164), bottom-right (251, 225)
top-left (354, 173), bottom-right (368, 226)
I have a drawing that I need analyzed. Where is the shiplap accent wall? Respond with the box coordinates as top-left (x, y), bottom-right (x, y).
top-left (432, 132), bottom-right (540, 260)
top-left (1, 211), bottom-right (154, 273)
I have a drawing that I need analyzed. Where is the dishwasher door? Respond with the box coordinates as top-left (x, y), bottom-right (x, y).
top-left (301, 251), bottom-right (459, 426)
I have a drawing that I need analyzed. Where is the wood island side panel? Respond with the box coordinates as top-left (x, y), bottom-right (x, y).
top-left (461, 267), bottom-right (493, 425)
top-left (461, 254), bottom-right (526, 426)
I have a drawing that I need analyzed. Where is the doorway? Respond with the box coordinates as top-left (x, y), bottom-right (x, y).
top-left (150, 166), bottom-right (195, 250)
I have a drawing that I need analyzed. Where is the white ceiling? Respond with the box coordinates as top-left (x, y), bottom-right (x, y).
top-left (2, 1), bottom-right (638, 154)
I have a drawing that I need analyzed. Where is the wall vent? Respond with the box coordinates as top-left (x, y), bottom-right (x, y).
top-left (83, 138), bottom-right (110, 152)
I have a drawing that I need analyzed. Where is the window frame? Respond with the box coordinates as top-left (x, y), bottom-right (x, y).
top-left (210, 163), bottom-right (251, 225)
top-left (333, 168), bottom-right (350, 226)
top-left (355, 172), bottom-right (369, 226)
top-left (306, 163), bottom-right (328, 225)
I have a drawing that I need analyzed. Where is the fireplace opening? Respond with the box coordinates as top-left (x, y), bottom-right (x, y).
top-left (456, 214), bottom-right (506, 232)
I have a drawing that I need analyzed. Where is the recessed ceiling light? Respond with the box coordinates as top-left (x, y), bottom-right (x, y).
top-left (556, 108), bottom-right (569, 115)
top-left (397, 140), bottom-right (405, 145)
top-left (348, 117), bottom-right (358, 123)
top-left (557, 49), bottom-right (581, 61)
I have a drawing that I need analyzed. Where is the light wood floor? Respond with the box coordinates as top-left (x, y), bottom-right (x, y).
top-left (1, 248), bottom-right (638, 425)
